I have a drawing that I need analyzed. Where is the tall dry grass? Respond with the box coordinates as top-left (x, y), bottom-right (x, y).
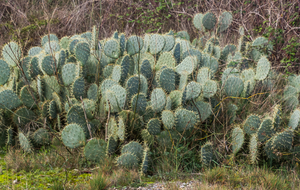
top-left (0, 0), bottom-right (299, 70)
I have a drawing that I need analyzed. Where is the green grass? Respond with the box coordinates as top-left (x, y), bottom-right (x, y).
top-left (1, 149), bottom-right (300, 190)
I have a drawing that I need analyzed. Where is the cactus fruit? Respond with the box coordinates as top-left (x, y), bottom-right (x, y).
top-left (231, 126), bottom-right (245, 155)
top-left (84, 138), bottom-right (107, 162)
top-left (61, 123), bottom-right (86, 148)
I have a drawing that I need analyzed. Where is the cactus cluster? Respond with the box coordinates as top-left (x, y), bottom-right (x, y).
top-left (0, 10), bottom-right (298, 172)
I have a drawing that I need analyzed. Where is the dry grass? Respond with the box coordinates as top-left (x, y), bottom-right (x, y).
top-left (0, 0), bottom-right (299, 68)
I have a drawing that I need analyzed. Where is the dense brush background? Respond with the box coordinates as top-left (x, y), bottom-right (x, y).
top-left (0, 0), bottom-right (299, 73)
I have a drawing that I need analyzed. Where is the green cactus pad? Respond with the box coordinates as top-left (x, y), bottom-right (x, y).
top-left (184, 81), bottom-right (201, 101)
top-left (284, 86), bottom-right (298, 100)
top-left (175, 56), bottom-right (196, 75)
top-left (202, 54), bottom-right (218, 75)
top-left (67, 105), bottom-right (87, 127)
top-left (182, 48), bottom-right (202, 66)
top-left (193, 13), bottom-right (205, 31)
top-left (44, 41), bottom-right (60, 54)
top-left (0, 59), bottom-right (10, 85)
top-left (191, 100), bottom-right (212, 122)
top-left (159, 67), bottom-right (176, 93)
top-left (272, 128), bottom-right (293, 152)
top-left (116, 153), bottom-right (140, 169)
top-left (18, 132), bottom-right (32, 153)
top-left (231, 126), bottom-right (245, 155)
top-left (75, 42), bottom-right (90, 65)
top-left (28, 46), bottom-right (43, 56)
top-left (201, 142), bottom-right (215, 167)
top-left (2, 41), bottom-right (22, 67)
top-left (20, 85), bottom-right (37, 109)
top-left (62, 63), bottom-right (79, 86)
top-left (243, 114), bottom-right (261, 135)
top-left (290, 75), bottom-right (300, 93)
top-left (149, 34), bottom-right (165, 55)
top-left (249, 134), bottom-right (259, 164)
top-left (288, 109), bottom-right (300, 130)
top-left (162, 34), bottom-right (175, 52)
top-left (48, 100), bottom-right (57, 119)
top-left (141, 147), bottom-right (150, 174)
top-left (156, 52), bottom-right (176, 71)
top-left (224, 76), bottom-right (244, 97)
top-left (141, 34), bottom-right (150, 53)
top-left (264, 136), bottom-right (277, 160)
top-left (60, 36), bottom-right (70, 49)
top-left (169, 90), bottom-right (182, 109)
top-left (118, 117), bottom-right (126, 141)
top-left (131, 93), bottom-right (147, 116)
top-left (104, 39), bottom-right (120, 59)
top-left (72, 77), bottom-right (85, 100)
top-left (33, 128), bottom-right (50, 146)
top-left (13, 107), bottom-right (36, 126)
top-left (257, 117), bottom-right (276, 143)
top-left (6, 127), bottom-right (14, 146)
top-left (178, 72), bottom-right (188, 90)
top-left (111, 65), bottom-right (122, 82)
top-left (271, 104), bottom-right (281, 130)
top-left (227, 103), bottom-right (238, 125)
top-left (41, 34), bottom-right (59, 46)
top-left (218, 11), bottom-right (233, 33)
top-left (197, 67), bottom-right (211, 85)
top-left (121, 141), bottom-right (143, 161)
top-left (175, 108), bottom-right (198, 132)
top-left (151, 88), bottom-right (166, 113)
top-left (30, 57), bottom-right (42, 79)
top-left (61, 123), bottom-right (86, 148)
top-left (147, 118), bottom-right (161, 136)
top-left (161, 110), bottom-right (175, 130)
top-left (165, 96), bottom-right (172, 110)
top-left (105, 90), bottom-right (120, 113)
top-left (110, 84), bottom-right (127, 110)
top-left (106, 135), bottom-right (118, 156)
top-left (203, 79), bottom-right (218, 98)
top-left (140, 59), bottom-right (153, 80)
top-left (100, 79), bottom-right (118, 96)
top-left (84, 138), bottom-right (107, 162)
top-left (202, 12), bottom-right (217, 30)
top-left (87, 83), bottom-right (98, 102)
top-left (126, 35), bottom-right (144, 55)
top-left (0, 89), bottom-right (21, 110)
top-left (255, 56), bottom-right (270, 80)
top-left (173, 42), bottom-right (181, 64)
top-left (41, 55), bottom-right (57, 75)
top-left (284, 95), bottom-right (299, 110)
top-left (220, 44), bottom-right (236, 62)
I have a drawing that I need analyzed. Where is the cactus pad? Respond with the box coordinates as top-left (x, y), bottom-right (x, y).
top-left (231, 126), bottom-right (244, 154)
top-left (151, 88), bottom-right (166, 112)
top-left (243, 114), bottom-right (261, 135)
top-left (147, 118), bottom-right (161, 136)
top-left (61, 123), bottom-right (86, 148)
top-left (84, 138), bottom-right (107, 162)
